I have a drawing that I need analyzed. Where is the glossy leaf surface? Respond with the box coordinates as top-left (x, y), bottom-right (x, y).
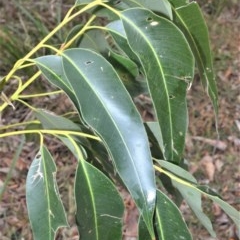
top-left (139, 190), bottom-right (192, 240)
top-left (154, 190), bottom-right (192, 240)
top-left (173, 2), bottom-right (218, 113)
top-left (36, 49), bottom-right (156, 236)
top-left (75, 159), bottom-right (124, 239)
top-left (61, 48), bottom-right (156, 236)
top-left (26, 146), bottom-right (68, 240)
top-left (121, 8), bottom-right (194, 163)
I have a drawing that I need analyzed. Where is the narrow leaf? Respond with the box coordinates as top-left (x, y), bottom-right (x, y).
top-left (154, 190), bottom-right (192, 240)
top-left (26, 146), bottom-right (68, 240)
top-left (34, 109), bottom-right (82, 131)
top-left (109, 0), bottom-right (173, 19)
top-left (157, 160), bottom-right (240, 235)
top-left (173, 2), bottom-right (218, 113)
top-left (173, 180), bottom-right (216, 237)
top-left (78, 29), bottom-right (109, 53)
top-left (139, 190), bottom-right (192, 240)
top-left (75, 159), bottom-right (124, 239)
top-left (121, 8), bottom-right (194, 162)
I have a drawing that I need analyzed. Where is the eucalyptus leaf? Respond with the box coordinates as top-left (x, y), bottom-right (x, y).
top-left (172, 2), bottom-right (218, 113)
top-left (61, 48), bottom-right (156, 236)
top-left (78, 29), bottom-right (109, 53)
top-left (139, 190), bottom-right (192, 240)
top-left (120, 8), bottom-right (194, 163)
top-left (109, 0), bottom-right (173, 19)
top-left (157, 160), bottom-right (240, 235)
top-left (26, 146), bottom-right (68, 240)
top-left (75, 159), bottom-right (124, 239)
top-left (36, 48), bottom-right (156, 237)
top-left (34, 56), bottom-right (80, 113)
top-left (154, 190), bottom-right (192, 240)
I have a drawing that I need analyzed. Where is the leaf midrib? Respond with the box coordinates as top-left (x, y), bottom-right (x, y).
top-left (61, 51), bottom-right (147, 211)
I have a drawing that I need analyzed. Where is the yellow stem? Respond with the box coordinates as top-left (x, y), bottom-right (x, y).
top-left (19, 90), bottom-right (63, 99)
top-left (4, 0), bottom-right (99, 83)
top-left (0, 129), bottom-right (101, 141)
top-left (0, 120), bottom-right (40, 130)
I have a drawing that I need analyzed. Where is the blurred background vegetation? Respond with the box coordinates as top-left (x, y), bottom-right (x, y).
top-left (0, 0), bottom-right (239, 239)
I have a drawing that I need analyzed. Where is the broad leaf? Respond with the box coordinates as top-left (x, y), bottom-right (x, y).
top-left (26, 146), bottom-right (68, 240)
top-left (75, 159), bottom-right (124, 239)
top-left (61, 48), bottom-right (156, 236)
top-left (36, 49), bottom-right (156, 237)
top-left (120, 8), bottom-right (194, 163)
top-left (172, 2), bottom-right (218, 113)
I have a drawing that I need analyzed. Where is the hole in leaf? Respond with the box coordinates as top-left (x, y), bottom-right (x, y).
top-left (36, 154), bottom-right (41, 159)
top-left (113, 0), bottom-right (121, 5)
top-left (146, 17), bottom-right (153, 22)
top-left (85, 60), bottom-right (94, 65)
top-left (169, 95), bottom-right (175, 99)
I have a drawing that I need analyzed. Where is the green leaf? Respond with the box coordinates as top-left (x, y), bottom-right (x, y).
top-left (34, 109), bottom-right (82, 131)
top-left (139, 190), bottom-right (192, 240)
top-left (154, 190), bottom-right (192, 240)
top-left (58, 137), bottom-right (123, 238)
top-left (107, 50), bottom-right (139, 77)
top-left (106, 20), bottom-right (141, 64)
top-left (36, 49), bottom-right (156, 237)
top-left (61, 48), bottom-right (156, 236)
top-left (106, 50), bottom-right (147, 97)
top-left (157, 160), bottom-right (240, 236)
top-left (26, 146), bottom-right (68, 240)
top-left (156, 160), bottom-right (215, 236)
top-left (75, 159), bottom-right (124, 239)
top-left (120, 8), bottom-right (194, 163)
top-left (173, 180), bottom-right (216, 237)
top-left (109, 0), bottom-right (173, 19)
top-left (145, 122), bottom-right (164, 155)
top-left (168, 0), bottom-right (189, 8)
top-left (173, 2), bottom-right (218, 113)
top-left (78, 29), bottom-right (109, 53)
top-left (34, 56), bottom-right (80, 113)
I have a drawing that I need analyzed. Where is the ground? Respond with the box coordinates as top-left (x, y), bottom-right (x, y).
top-left (0, 0), bottom-right (239, 239)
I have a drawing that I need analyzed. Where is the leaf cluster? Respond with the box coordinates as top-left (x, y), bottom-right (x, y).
top-left (0, 0), bottom-right (239, 239)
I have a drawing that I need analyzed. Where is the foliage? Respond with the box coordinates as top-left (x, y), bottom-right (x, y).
top-left (0, 0), bottom-right (239, 239)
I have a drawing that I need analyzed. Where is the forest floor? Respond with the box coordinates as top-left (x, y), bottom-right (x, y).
top-left (0, 0), bottom-right (239, 239)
